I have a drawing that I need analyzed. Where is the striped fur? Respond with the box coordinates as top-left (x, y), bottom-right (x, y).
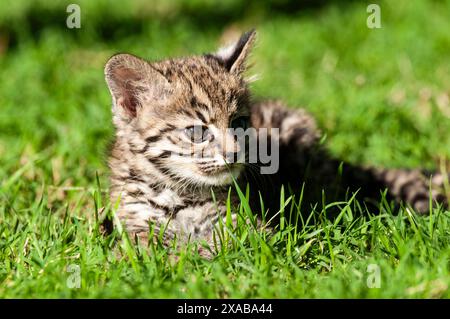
top-left (104, 30), bottom-right (448, 255)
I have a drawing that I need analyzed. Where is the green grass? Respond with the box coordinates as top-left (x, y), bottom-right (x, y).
top-left (1, 0), bottom-right (450, 298)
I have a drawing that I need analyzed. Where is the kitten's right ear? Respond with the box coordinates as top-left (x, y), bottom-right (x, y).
top-left (104, 53), bottom-right (171, 118)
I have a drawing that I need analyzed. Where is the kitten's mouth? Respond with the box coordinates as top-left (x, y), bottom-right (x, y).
top-left (200, 165), bottom-right (232, 174)
top-left (200, 162), bottom-right (243, 175)
top-left (197, 164), bottom-right (243, 185)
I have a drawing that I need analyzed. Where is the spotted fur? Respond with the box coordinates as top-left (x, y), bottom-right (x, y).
top-left (104, 30), bottom-right (448, 255)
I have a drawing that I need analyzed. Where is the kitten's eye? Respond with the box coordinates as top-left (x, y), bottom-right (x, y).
top-left (230, 116), bottom-right (250, 130)
top-left (184, 125), bottom-right (211, 143)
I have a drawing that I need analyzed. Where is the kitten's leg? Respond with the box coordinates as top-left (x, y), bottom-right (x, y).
top-left (118, 201), bottom-right (228, 259)
top-left (250, 100), bottom-right (448, 214)
top-left (106, 194), bottom-right (179, 247)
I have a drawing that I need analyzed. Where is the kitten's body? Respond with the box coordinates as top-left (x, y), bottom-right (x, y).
top-left (105, 30), bottom-right (448, 252)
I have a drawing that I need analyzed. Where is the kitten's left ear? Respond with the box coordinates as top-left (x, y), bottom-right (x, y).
top-left (215, 29), bottom-right (257, 75)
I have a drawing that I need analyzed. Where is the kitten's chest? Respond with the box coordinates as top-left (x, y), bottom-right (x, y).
top-left (173, 191), bottom-right (233, 238)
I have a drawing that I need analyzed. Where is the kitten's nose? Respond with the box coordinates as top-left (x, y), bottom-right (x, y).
top-left (220, 129), bottom-right (241, 164)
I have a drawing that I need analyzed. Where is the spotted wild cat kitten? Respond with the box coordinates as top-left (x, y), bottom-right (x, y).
top-left (104, 30), bottom-right (448, 253)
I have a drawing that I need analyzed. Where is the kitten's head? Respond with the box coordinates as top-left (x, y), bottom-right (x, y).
top-left (105, 30), bottom-right (256, 186)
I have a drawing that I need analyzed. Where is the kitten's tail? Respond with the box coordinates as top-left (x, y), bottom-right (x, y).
top-left (365, 167), bottom-right (449, 213)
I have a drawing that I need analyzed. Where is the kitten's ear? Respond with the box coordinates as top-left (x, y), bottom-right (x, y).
top-left (215, 29), bottom-right (257, 75)
top-left (104, 53), bottom-right (171, 118)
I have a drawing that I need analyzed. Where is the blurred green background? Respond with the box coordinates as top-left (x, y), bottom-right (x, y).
top-left (0, 0), bottom-right (450, 299)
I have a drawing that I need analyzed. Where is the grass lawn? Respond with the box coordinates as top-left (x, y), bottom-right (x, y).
top-left (0, 0), bottom-right (449, 298)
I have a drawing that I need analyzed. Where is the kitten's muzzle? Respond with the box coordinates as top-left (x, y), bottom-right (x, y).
top-left (224, 151), bottom-right (239, 164)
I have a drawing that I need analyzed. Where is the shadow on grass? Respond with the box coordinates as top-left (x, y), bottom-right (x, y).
top-left (1, 0), bottom-right (359, 51)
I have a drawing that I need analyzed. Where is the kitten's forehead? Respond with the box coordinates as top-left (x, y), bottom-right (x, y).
top-left (151, 55), bottom-right (246, 117)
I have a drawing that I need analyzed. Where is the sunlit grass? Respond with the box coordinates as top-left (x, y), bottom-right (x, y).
top-left (0, 0), bottom-right (449, 298)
